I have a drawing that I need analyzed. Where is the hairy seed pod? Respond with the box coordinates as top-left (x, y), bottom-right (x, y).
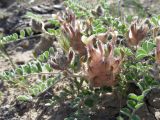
top-left (128, 21), bottom-right (148, 46)
top-left (85, 41), bottom-right (124, 87)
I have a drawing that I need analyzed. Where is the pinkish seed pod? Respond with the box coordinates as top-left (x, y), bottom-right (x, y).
top-left (128, 21), bottom-right (148, 46)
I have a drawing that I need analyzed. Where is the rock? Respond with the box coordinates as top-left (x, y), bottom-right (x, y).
top-left (155, 110), bottom-right (160, 120)
top-left (17, 40), bottom-right (30, 49)
top-left (15, 60), bottom-right (25, 65)
top-left (0, 28), bottom-right (4, 36)
top-left (15, 100), bottom-right (32, 116)
top-left (53, 4), bottom-right (65, 10)
top-left (0, 104), bottom-right (17, 120)
top-left (0, 0), bottom-right (16, 8)
top-left (15, 46), bottom-right (24, 52)
top-left (31, 6), bottom-right (48, 14)
top-left (145, 88), bottom-right (160, 109)
top-left (31, 4), bottom-right (55, 14)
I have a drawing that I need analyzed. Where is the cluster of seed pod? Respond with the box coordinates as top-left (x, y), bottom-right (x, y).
top-left (128, 20), bottom-right (148, 46)
top-left (127, 20), bottom-right (160, 66)
top-left (84, 37), bottom-right (124, 87)
top-left (56, 10), bottom-right (160, 87)
top-left (57, 9), bottom-right (87, 56)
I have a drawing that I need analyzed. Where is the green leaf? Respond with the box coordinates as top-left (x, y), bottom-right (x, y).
top-left (38, 54), bottom-right (45, 62)
top-left (142, 89), bottom-right (151, 96)
top-left (47, 78), bottom-right (54, 86)
top-left (151, 17), bottom-right (158, 26)
top-left (137, 95), bottom-right (144, 102)
top-left (15, 68), bottom-right (23, 75)
top-left (23, 65), bottom-right (31, 74)
top-left (131, 115), bottom-right (141, 120)
top-left (33, 88), bottom-right (40, 96)
top-left (127, 100), bottom-right (137, 109)
top-left (158, 15), bottom-right (160, 20)
top-left (137, 82), bottom-right (144, 92)
top-left (12, 33), bottom-right (18, 40)
top-left (17, 95), bottom-right (32, 102)
top-left (136, 48), bottom-right (147, 59)
top-left (26, 27), bottom-right (33, 36)
top-left (120, 108), bottom-right (131, 117)
top-left (36, 62), bottom-right (42, 72)
top-left (45, 64), bottom-right (52, 72)
top-left (116, 116), bottom-right (124, 120)
top-left (123, 47), bottom-right (133, 56)
top-left (20, 30), bottom-right (25, 38)
top-left (49, 47), bottom-right (54, 54)
top-left (48, 19), bottom-right (60, 26)
top-left (135, 103), bottom-right (143, 109)
top-left (142, 41), bottom-right (155, 53)
top-left (44, 51), bottom-right (49, 60)
top-left (136, 41), bottom-right (155, 59)
top-left (40, 83), bottom-right (47, 92)
top-left (128, 93), bottom-right (138, 100)
top-left (47, 29), bottom-right (56, 34)
top-left (31, 64), bottom-right (38, 73)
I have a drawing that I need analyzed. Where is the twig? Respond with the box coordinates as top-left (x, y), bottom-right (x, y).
top-left (13, 70), bottom-right (85, 80)
top-left (13, 72), bottom-right (60, 79)
top-left (3, 34), bottom-right (42, 48)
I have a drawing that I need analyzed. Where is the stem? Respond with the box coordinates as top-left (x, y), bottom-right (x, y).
top-left (4, 34), bottom-right (41, 46)
top-left (2, 47), bottom-right (16, 69)
top-left (13, 72), bottom-right (60, 79)
top-left (13, 70), bottom-right (85, 80)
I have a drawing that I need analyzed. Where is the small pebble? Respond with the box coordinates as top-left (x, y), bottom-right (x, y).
top-left (53, 4), bottom-right (64, 10)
